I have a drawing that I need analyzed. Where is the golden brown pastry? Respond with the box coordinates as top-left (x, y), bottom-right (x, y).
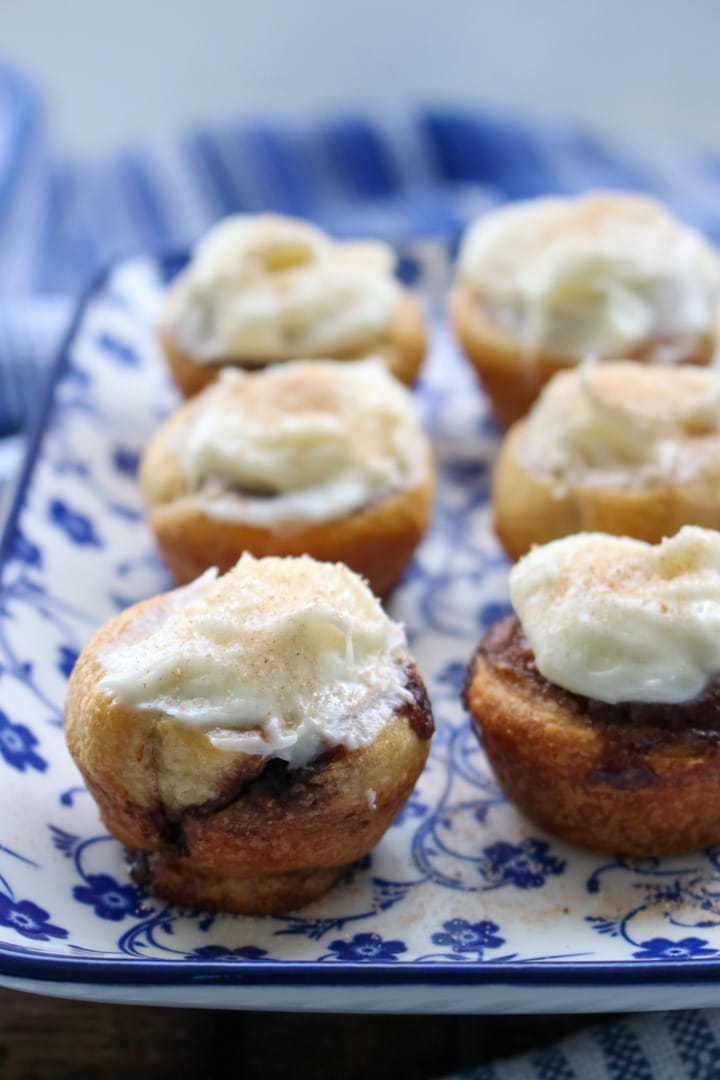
top-left (464, 528), bottom-right (720, 857)
top-left (159, 213), bottom-right (427, 395)
top-left (450, 192), bottom-right (720, 426)
top-left (140, 358), bottom-right (434, 597)
top-left (493, 362), bottom-right (720, 561)
top-left (65, 555), bottom-right (434, 915)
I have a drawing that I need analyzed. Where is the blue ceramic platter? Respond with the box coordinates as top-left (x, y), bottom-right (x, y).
top-left (2, 251), bottom-right (720, 1011)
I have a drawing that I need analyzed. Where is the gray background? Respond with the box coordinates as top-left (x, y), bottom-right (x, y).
top-left (1, 0), bottom-right (717, 152)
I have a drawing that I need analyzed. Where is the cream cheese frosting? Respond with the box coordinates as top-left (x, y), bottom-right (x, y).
top-left (458, 193), bottom-right (720, 359)
top-left (180, 359), bottom-right (428, 527)
top-left (518, 361), bottom-right (720, 489)
top-left (510, 527), bottom-right (720, 704)
top-left (164, 214), bottom-right (400, 363)
top-left (98, 555), bottom-right (414, 767)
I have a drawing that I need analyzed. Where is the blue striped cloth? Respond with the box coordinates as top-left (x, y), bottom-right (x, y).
top-left (452, 1009), bottom-right (720, 1079)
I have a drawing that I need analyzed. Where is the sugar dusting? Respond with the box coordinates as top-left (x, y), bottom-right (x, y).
top-left (164, 213), bottom-right (400, 362)
top-left (511, 527), bottom-right (720, 704)
top-left (519, 361), bottom-right (720, 491)
top-left (181, 359), bottom-right (427, 527)
top-left (458, 193), bottom-right (720, 360)
top-left (99, 554), bottom-right (413, 766)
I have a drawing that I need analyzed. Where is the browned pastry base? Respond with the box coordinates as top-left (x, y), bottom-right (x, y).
top-left (143, 478), bottom-right (434, 598)
top-left (449, 283), bottom-right (716, 427)
top-left (492, 424), bottom-right (720, 562)
top-left (130, 851), bottom-right (350, 915)
top-left (160, 287), bottom-right (427, 397)
top-left (139, 409), bottom-right (434, 596)
top-left (464, 615), bottom-right (720, 857)
top-left (64, 595), bottom-right (434, 914)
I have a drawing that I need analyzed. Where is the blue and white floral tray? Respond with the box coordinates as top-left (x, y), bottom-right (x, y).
top-left (3, 251), bottom-right (720, 1012)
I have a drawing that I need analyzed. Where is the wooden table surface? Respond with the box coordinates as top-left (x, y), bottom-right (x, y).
top-left (0, 988), bottom-right (607, 1078)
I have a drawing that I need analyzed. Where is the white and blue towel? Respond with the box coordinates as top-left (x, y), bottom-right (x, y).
top-left (455, 1009), bottom-right (720, 1079)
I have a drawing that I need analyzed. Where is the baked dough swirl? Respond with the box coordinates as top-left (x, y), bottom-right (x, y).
top-left (65, 555), bottom-right (434, 913)
top-left (140, 359), bottom-right (434, 595)
top-left (160, 214), bottom-right (427, 394)
top-left (465, 529), bottom-right (720, 856)
top-left (450, 192), bottom-right (720, 425)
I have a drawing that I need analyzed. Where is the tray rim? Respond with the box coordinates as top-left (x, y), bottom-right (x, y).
top-left (3, 249), bottom-right (720, 997)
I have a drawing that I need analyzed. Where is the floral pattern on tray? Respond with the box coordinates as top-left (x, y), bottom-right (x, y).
top-left (3, 249), bottom-right (720, 980)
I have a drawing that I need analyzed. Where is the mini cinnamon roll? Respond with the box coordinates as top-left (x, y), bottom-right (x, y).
top-left (450, 193), bottom-right (720, 425)
top-left (65, 555), bottom-right (434, 915)
top-left (140, 359), bottom-right (434, 597)
top-left (160, 213), bottom-right (427, 395)
top-left (493, 362), bottom-right (720, 560)
top-left (464, 527), bottom-right (720, 857)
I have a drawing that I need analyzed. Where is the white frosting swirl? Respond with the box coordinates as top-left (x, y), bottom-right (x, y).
top-left (180, 359), bottom-right (428, 527)
top-left (99, 555), bottom-right (414, 767)
top-left (510, 527), bottom-right (720, 704)
top-left (458, 193), bottom-right (720, 359)
top-left (519, 361), bottom-right (720, 488)
top-left (164, 214), bottom-right (400, 363)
